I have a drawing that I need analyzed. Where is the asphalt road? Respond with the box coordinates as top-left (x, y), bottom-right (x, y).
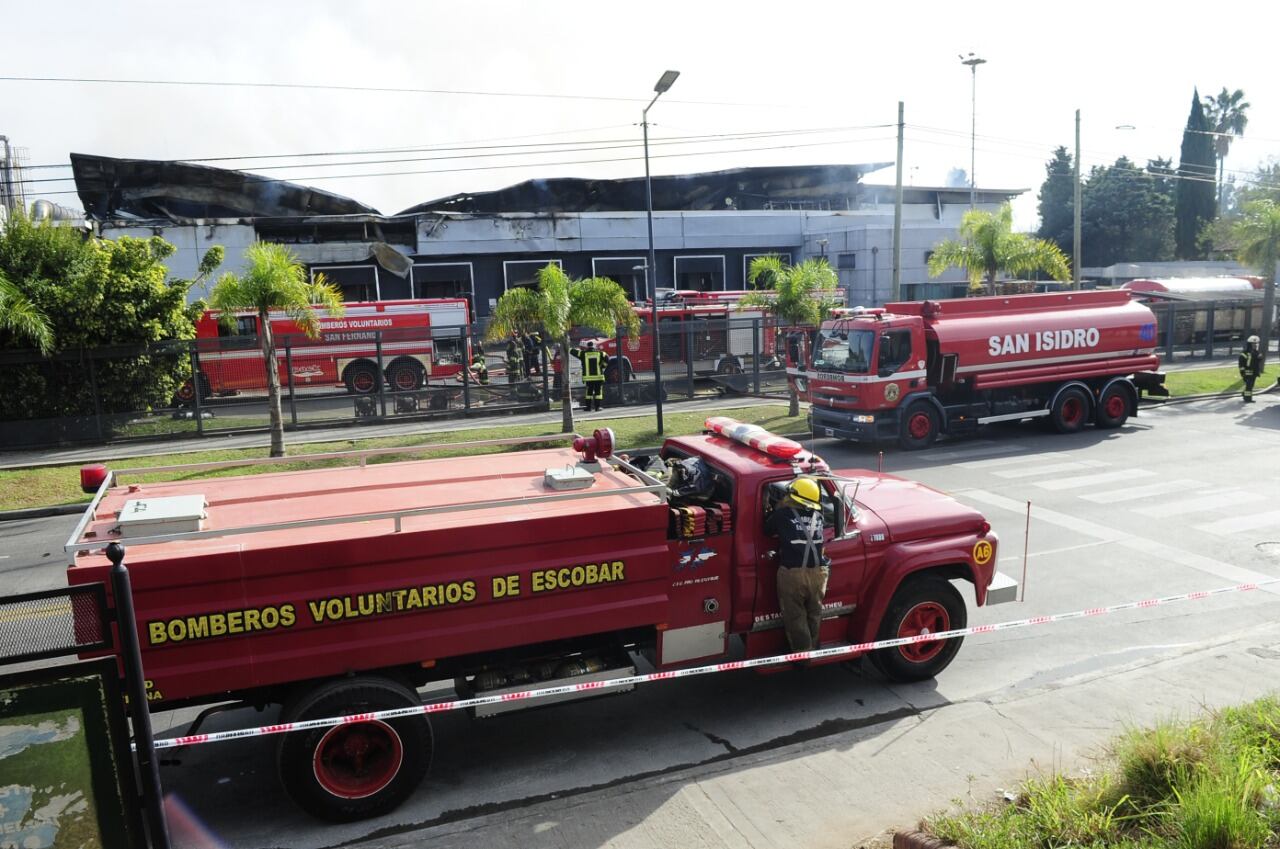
top-left (6, 392), bottom-right (1280, 848)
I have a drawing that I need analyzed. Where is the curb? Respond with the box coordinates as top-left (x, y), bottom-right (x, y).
top-left (0, 502), bottom-right (88, 521)
top-left (1146, 380), bottom-right (1279, 406)
top-left (893, 832), bottom-right (956, 849)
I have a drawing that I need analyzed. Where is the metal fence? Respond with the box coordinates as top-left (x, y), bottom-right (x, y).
top-left (0, 303), bottom-right (1272, 450)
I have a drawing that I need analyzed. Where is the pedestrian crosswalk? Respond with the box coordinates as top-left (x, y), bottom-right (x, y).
top-left (920, 440), bottom-right (1279, 540)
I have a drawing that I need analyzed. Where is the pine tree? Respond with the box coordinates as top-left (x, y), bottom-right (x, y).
top-left (1036, 146), bottom-right (1075, 254)
top-left (1175, 89), bottom-right (1217, 259)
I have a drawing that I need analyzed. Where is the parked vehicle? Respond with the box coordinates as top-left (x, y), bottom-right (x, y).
top-left (1121, 277), bottom-right (1270, 346)
top-left (174, 298), bottom-right (471, 403)
top-left (69, 419), bottom-right (1014, 820)
top-left (801, 290), bottom-right (1168, 449)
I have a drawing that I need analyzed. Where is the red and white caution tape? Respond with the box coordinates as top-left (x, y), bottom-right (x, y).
top-left (145, 577), bottom-right (1277, 751)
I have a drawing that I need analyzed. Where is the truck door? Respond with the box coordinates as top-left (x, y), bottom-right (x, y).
top-left (743, 478), bottom-right (867, 656)
top-left (872, 327), bottom-right (924, 410)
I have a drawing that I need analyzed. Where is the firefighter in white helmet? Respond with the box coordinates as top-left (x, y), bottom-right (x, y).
top-left (1239, 335), bottom-right (1263, 404)
top-left (765, 476), bottom-right (829, 652)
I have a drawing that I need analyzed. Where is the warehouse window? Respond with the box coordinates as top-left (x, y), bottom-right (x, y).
top-left (743, 252), bottom-right (792, 285)
top-left (503, 259), bottom-right (562, 291)
top-left (413, 263), bottom-right (474, 301)
top-left (591, 256), bottom-right (646, 300)
top-left (837, 252), bottom-right (857, 269)
top-left (673, 255), bottom-right (725, 292)
top-left (312, 265), bottom-right (379, 302)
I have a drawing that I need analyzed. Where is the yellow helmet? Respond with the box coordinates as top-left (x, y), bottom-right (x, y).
top-left (789, 476), bottom-right (821, 509)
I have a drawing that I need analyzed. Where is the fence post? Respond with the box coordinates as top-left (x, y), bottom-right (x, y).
top-left (87, 349), bottom-right (105, 442)
top-left (1165, 302), bottom-right (1176, 360)
top-left (616, 324), bottom-right (625, 407)
top-left (1203, 303), bottom-right (1215, 358)
top-left (461, 328), bottom-right (471, 416)
top-left (540, 339), bottom-right (550, 411)
top-left (105, 543), bottom-right (172, 849)
top-left (375, 332), bottom-right (387, 419)
top-left (685, 321), bottom-right (695, 399)
top-left (752, 318), bottom-right (762, 395)
top-left (189, 345), bottom-right (204, 437)
top-left (284, 338), bottom-right (298, 430)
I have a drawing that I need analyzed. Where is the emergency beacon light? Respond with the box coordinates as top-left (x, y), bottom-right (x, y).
top-left (573, 428), bottom-right (616, 464)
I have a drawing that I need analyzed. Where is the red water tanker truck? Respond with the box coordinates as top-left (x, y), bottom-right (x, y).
top-left (67, 421), bottom-right (1015, 821)
top-left (801, 290), bottom-right (1168, 449)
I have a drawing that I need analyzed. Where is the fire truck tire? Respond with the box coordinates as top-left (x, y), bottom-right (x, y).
top-left (387, 360), bottom-right (425, 392)
top-left (604, 358), bottom-right (634, 383)
top-left (173, 373), bottom-right (210, 407)
top-left (1050, 386), bottom-right (1090, 434)
top-left (898, 402), bottom-right (939, 450)
top-left (1094, 384), bottom-right (1131, 428)
top-left (343, 362), bottom-right (381, 395)
top-left (277, 676), bottom-right (431, 822)
top-left (871, 578), bottom-right (966, 682)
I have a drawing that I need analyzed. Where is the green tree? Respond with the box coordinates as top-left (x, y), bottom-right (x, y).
top-left (0, 270), bottom-right (52, 353)
top-left (1202, 87), bottom-right (1250, 212)
top-left (1176, 89), bottom-right (1218, 259)
top-left (1232, 199), bottom-right (1280, 356)
top-left (208, 243), bottom-right (343, 457)
top-left (1036, 146), bottom-right (1075, 254)
top-left (927, 203), bottom-right (1071, 294)
top-left (0, 212), bottom-right (220, 425)
top-left (485, 263), bottom-right (638, 433)
top-left (1080, 157), bottom-right (1176, 266)
top-left (740, 255), bottom-right (841, 416)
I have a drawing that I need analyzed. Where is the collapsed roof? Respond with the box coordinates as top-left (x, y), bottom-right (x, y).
top-left (398, 163), bottom-right (894, 215)
top-left (70, 153), bottom-right (379, 220)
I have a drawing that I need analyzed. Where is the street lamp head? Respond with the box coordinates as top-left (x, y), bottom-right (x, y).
top-left (960, 53), bottom-right (986, 68)
top-left (654, 70), bottom-right (680, 93)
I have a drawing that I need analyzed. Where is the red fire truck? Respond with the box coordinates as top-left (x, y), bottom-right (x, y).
top-left (175, 298), bottom-right (471, 403)
top-left (802, 290), bottom-right (1168, 450)
top-left (68, 419), bottom-right (1014, 821)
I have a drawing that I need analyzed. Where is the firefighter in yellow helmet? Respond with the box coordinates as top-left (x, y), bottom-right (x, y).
top-left (764, 476), bottom-right (829, 652)
top-left (570, 340), bottom-right (608, 411)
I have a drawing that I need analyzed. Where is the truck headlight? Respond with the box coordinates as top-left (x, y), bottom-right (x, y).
top-left (852, 415), bottom-right (875, 424)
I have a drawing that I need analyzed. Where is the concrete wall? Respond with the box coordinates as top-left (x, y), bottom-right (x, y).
top-left (99, 222), bottom-right (255, 302)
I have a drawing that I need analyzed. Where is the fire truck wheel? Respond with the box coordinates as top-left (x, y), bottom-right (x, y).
top-left (277, 676), bottom-right (431, 822)
top-left (387, 360), bottom-right (425, 392)
top-left (343, 362), bottom-right (381, 395)
top-left (898, 403), bottom-right (939, 450)
top-left (871, 578), bottom-right (966, 682)
top-left (1050, 386), bottom-right (1090, 434)
top-left (1095, 384), bottom-right (1131, 428)
top-left (172, 373), bottom-right (210, 407)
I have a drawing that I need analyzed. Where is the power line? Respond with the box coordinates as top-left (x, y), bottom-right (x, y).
top-left (12, 124), bottom-right (897, 186)
top-left (0, 74), bottom-right (778, 108)
top-left (23, 133), bottom-right (898, 199)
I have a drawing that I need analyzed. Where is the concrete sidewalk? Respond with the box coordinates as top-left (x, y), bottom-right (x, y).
top-left (0, 396), bottom-right (786, 470)
top-left (347, 618), bottom-right (1280, 849)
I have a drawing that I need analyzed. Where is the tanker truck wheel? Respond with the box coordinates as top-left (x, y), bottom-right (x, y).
top-left (898, 402), bottom-right (939, 450)
top-left (1094, 384), bottom-right (1131, 428)
top-left (277, 676), bottom-right (432, 822)
top-left (1049, 386), bottom-right (1090, 434)
top-left (871, 578), bottom-right (966, 682)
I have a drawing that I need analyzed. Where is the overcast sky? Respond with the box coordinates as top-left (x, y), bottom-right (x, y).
top-left (4, 1), bottom-right (1277, 228)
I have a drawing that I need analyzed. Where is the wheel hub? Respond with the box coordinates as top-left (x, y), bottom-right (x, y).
top-left (897, 601), bottom-right (950, 663)
top-left (312, 719), bottom-right (404, 800)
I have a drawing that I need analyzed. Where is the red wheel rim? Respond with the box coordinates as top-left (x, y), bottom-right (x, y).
top-left (177, 381), bottom-right (194, 401)
top-left (393, 369), bottom-right (416, 391)
top-left (313, 719), bottom-right (404, 800)
top-left (1061, 397), bottom-right (1084, 426)
top-left (897, 601), bottom-right (950, 663)
top-left (1104, 394), bottom-right (1126, 419)
top-left (908, 412), bottom-right (933, 440)
top-left (352, 371), bottom-right (375, 393)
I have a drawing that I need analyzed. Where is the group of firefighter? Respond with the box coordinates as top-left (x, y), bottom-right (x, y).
top-left (464, 330), bottom-right (610, 412)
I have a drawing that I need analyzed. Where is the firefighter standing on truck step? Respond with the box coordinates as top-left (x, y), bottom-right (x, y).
top-left (571, 340), bottom-right (608, 411)
top-left (1239, 335), bottom-right (1263, 403)
top-left (765, 476), bottom-right (829, 653)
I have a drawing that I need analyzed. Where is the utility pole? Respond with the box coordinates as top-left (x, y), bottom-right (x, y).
top-left (960, 54), bottom-right (986, 209)
top-left (1073, 109), bottom-right (1082, 289)
top-left (892, 101), bottom-right (904, 303)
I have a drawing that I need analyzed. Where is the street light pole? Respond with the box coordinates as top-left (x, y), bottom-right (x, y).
top-left (644, 70), bottom-right (679, 435)
top-left (960, 53), bottom-right (986, 210)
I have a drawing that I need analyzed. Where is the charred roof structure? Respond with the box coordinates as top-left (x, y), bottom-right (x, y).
top-left (70, 153), bottom-right (378, 220)
top-left (398, 163), bottom-right (893, 215)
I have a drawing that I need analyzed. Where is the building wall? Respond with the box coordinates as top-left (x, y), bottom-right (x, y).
top-left (99, 222), bottom-right (255, 301)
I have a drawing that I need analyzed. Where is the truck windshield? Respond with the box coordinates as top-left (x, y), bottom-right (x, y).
top-left (812, 327), bottom-right (875, 374)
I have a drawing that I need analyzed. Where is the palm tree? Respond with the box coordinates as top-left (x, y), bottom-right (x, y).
top-left (1203, 88), bottom-right (1250, 212)
top-left (1232, 199), bottom-right (1280, 357)
top-left (486, 263), bottom-right (638, 433)
top-left (927, 203), bottom-right (1071, 294)
top-left (208, 243), bottom-right (344, 457)
top-left (0, 270), bottom-right (53, 353)
top-left (740, 255), bottom-right (841, 416)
